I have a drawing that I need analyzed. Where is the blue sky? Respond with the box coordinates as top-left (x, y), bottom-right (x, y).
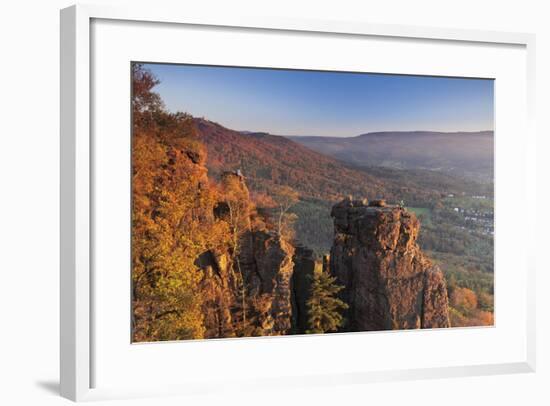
top-left (142, 63), bottom-right (494, 137)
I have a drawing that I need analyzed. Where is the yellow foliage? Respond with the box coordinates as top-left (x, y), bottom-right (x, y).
top-left (448, 287), bottom-right (493, 327)
top-left (131, 111), bottom-right (232, 342)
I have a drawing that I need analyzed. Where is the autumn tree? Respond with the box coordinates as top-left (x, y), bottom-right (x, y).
top-left (450, 287), bottom-right (478, 314)
top-left (271, 186), bottom-right (299, 240)
top-left (132, 63), bottom-right (164, 130)
top-left (250, 191), bottom-right (276, 230)
top-left (448, 286), bottom-right (493, 327)
top-left (131, 63), bottom-right (232, 341)
top-left (132, 120), bottom-right (210, 341)
top-left (306, 265), bottom-right (348, 334)
top-left (219, 172), bottom-right (253, 331)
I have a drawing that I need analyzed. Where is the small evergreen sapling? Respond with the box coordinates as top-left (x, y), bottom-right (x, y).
top-left (306, 265), bottom-right (348, 334)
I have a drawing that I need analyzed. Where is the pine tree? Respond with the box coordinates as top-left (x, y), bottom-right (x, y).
top-left (306, 267), bottom-right (348, 334)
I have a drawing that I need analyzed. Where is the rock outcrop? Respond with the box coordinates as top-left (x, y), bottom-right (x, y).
top-left (197, 172), bottom-right (297, 337)
top-left (329, 197), bottom-right (450, 331)
top-left (290, 246), bottom-right (316, 334)
top-left (195, 246), bottom-right (243, 339)
top-left (238, 230), bottom-right (296, 335)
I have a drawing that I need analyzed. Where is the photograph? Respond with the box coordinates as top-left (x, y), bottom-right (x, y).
top-left (131, 62), bottom-right (495, 343)
top-left (1, 1), bottom-right (543, 404)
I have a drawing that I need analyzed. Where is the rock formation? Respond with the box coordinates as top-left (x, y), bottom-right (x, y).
top-left (238, 230), bottom-right (296, 335)
top-left (329, 197), bottom-right (450, 331)
top-left (196, 257), bottom-right (236, 338)
top-left (290, 246), bottom-right (316, 334)
top-left (196, 172), bottom-right (298, 337)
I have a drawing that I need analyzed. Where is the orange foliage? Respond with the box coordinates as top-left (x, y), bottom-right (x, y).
top-left (450, 287), bottom-right (478, 312)
top-left (131, 64), bottom-right (234, 342)
top-left (449, 287), bottom-right (493, 327)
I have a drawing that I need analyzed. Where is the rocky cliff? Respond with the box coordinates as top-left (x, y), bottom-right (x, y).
top-left (238, 230), bottom-right (296, 335)
top-left (195, 172), bottom-right (299, 338)
top-left (329, 197), bottom-right (450, 331)
top-left (290, 246), bottom-right (316, 334)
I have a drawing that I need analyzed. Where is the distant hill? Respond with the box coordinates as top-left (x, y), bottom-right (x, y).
top-left (288, 131), bottom-right (494, 183)
top-left (194, 118), bottom-right (387, 201)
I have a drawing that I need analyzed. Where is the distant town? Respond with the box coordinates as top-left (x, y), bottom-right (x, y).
top-left (450, 195), bottom-right (494, 236)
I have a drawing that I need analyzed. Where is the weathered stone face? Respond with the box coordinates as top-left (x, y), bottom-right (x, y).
top-left (329, 198), bottom-right (450, 331)
top-left (196, 230), bottom-right (297, 338)
top-left (290, 246), bottom-right (316, 334)
top-left (195, 248), bottom-right (237, 338)
top-left (238, 230), bottom-right (296, 335)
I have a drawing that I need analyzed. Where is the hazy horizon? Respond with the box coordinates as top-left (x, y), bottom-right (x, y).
top-left (143, 63), bottom-right (494, 138)
top-left (242, 127), bottom-right (494, 138)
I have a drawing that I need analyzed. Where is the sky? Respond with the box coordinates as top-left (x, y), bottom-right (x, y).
top-left (142, 63), bottom-right (494, 138)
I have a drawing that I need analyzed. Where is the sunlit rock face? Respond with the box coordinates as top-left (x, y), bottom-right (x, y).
top-left (240, 230), bottom-right (296, 335)
top-left (329, 197), bottom-right (450, 331)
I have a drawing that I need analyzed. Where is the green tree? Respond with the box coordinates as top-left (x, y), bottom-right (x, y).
top-left (306, 267), bottom-right (348, 334)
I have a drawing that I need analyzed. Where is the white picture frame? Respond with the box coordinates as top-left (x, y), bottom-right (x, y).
top-left (60, 4), bottom-right (537, 402)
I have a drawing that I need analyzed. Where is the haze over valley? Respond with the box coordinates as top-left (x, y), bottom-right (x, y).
top-left (289, 130), bottom-right (494, 183)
